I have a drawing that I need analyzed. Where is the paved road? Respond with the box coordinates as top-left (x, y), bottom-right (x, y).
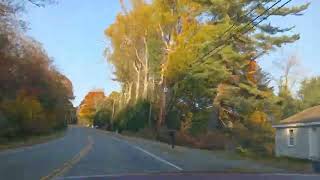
top-left (0, 126), bottom-right (318, 180)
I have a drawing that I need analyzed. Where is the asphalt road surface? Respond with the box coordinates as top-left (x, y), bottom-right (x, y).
top-left (0, 126), bottom-right (319, 180)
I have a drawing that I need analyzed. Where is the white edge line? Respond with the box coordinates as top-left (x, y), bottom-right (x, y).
top-left (111, 136), bottom-right (183, 171)
top-left (133, 145), bottom-right (183, 171)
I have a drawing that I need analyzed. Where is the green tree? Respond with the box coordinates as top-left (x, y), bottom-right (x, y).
top-left (299, 77), bottom-right (320, 109)
top-left (94, 110), bottom-right (112, 129)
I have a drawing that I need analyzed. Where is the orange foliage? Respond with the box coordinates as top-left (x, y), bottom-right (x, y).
top-left (248, 110), bottom-right (267, 126)
top-left (78, 90), bottom-right (106, 125)
top-left (247, 60), bottom-right (257, 84)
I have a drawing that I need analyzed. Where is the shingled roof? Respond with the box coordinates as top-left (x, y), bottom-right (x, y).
top-left (277, 105), bottom-right (320, 125)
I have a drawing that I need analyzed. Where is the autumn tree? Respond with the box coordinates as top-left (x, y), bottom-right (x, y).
top-left (105, 0), bottom-right (309, 153)
top-left (77, 90), bottom-right (106, 126)
top-left (0, 0), bottom-right (74, 138)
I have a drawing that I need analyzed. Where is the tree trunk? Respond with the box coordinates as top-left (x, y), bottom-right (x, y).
top-left (135, 70), bottom-right (140, 102)
top-left (126, 82), bottom-right (133, 104)
top-left (123, 84), bottom-right (128, 105)
top-left (133, 47), bottom-right (143, 103)
top-left (142, 37), bottom-right (149, 99)
top-left (119, 92), bottom-right (123, 110)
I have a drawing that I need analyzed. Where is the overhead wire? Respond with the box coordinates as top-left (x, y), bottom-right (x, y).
top-left (218, 0), bottom-right (273, 45)
top-left (198, 0), bottom-right (285, 62)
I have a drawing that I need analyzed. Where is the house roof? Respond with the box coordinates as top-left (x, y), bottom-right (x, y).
top-left (276, 105), bottom-right (320, 125)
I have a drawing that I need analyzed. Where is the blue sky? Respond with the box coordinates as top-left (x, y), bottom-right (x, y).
top-left (24, 0), bottom-right (319, 106)
top-left (259, 0), bottom-right (320, 92)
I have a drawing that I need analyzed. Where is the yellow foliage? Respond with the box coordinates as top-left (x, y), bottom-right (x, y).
top-left (248, 111), bottom-right (267, 126)
top-left (2, 92), bottom-right (49, 133)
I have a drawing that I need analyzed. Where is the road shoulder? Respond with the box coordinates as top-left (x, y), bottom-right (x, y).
top-left (101, 130), bottom-right (307, 173)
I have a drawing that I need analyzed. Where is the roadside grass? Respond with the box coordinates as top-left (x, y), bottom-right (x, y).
top-left (121, 129), bottom-right (157, 141)
top-left (0, 128), bottom-right (66, 151)
top-left (250, 155), bottom-right (313, 173)
top-left (119, 129), bottom-right (313, 173)
top-left (216, 150), bottom-right (313, 173)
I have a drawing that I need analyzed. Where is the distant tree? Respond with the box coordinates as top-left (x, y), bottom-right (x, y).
top-left (77, 91), bottom-right (106, 125)
top-left (272, 55), bottom-right (304, 119)
top-left (274, 54), bottom-right (303, 98)
top-left (299, 77), bottom-right (320, 109)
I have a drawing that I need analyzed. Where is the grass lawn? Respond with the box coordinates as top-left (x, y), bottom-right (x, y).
top-left (0, 129), bottom-right (66, 151)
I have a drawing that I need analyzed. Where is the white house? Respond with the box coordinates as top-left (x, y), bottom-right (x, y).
top-left (273, 105), bottom-right (320, 160)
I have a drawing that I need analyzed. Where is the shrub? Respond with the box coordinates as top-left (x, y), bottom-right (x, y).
top-left (189, 110), bottom-right (210, 136)
top-left (166, 108), bottom-right (181, 130)
top-left (123, 128), bottom-right (157, 140)
top-left (175, 131), bottom-right (197, 147)
top-left (195, 131), bottom-right (232, 150)
top-left (94, 109), bottom-right (112, 129)
top-left (231, 121), bottom-right (275, 155)
top-left (116, 100), bottom-right (153, 132)
top-left (157, 128), bottom-right (232, 151)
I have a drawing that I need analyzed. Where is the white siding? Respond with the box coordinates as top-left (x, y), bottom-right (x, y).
top-left (309, 127), bottom-right (320, 160)
top-left (275, 127), bottom-right (310, 159)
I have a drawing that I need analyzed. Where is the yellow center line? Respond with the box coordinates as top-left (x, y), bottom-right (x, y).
top-left (40, 136), bottom-right (94, 180)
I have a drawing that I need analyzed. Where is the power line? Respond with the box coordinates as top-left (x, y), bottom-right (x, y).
top-left (199, 1), bottom-right (273, 63)
top-left (219, 0), bottom-right (272, 44)
top-left (245, 0), bottom-right (294, 61)
top-left (242, 0), bottom-right (293, 35)
top-left (203, 0), bottom-right (283, 60)
top-left (198, 0), bottom-right (284, 62)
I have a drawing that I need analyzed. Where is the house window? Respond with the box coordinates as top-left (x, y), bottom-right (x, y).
top-left (288, 129), bottom-right (295, 146)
